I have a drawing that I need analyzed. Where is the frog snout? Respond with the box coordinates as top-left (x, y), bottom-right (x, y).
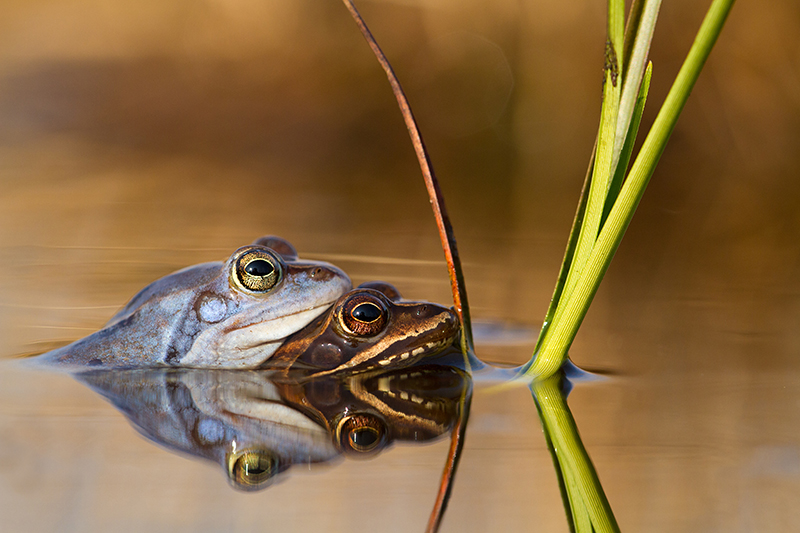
top-left (444, 307), bottom-right (460, 329)
top-left (415, 304), bottom-right (459, 332)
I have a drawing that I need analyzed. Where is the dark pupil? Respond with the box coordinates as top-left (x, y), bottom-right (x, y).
top-left (351, 428), bottom-right (378, 448)
top-left (352, 303), bottom-right (382, 323)
top-left (245, 258), bottom-right (274, 277)
top-left (245, 461), bottom-right (267, 476)
top-left (240, 454), bottom-right (274, 478)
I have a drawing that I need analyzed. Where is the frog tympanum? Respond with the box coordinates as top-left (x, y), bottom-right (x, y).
top-left (36, 236), bottom-right (352, 369)
top-left (264, 282), bottom-right (460, 376)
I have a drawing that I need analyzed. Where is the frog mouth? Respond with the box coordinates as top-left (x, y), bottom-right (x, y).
top-left (310, 332), bottom-right (457, 378)
top-left (371, 336), bottom-right (455, 369)
top-left (183, 300), bottom-right (340, 368)
top-left (229, 299), bottom-right (339, 350)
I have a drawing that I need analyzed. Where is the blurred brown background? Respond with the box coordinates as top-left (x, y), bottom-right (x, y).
top-left (1, 1), bottom-right (797, 359)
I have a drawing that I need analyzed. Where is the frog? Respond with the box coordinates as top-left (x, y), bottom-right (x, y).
top-left (264, 281), bottom-right (460, 376)
top-left (36, 236), bottom-right (352, 369)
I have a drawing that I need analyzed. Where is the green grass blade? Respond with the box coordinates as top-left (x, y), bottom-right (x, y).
top-left (608, 0), bottom-right (625, 56)
top-left (525, 0), bottom-right (735, 378)
top-left (622, 0), bottom-right (646, 72)
top-left (530, 0), bottom-right (630, 360)
top-left (559, 33), bottom-right (622, 322)
top-left (604, 62), bottom-right (652, 225)
top-left (612, 0), bottom-right (661, 179)
top-left (530, 83), bottom-right (620, 375)
top-left (596, 0), bottom-right (736, 275)
top-left (530, 146), bottom-right (596, 357)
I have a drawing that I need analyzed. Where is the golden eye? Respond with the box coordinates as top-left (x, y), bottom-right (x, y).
top-left (336, 414), bottom-right (387, 456)
top-left (227, 449), bottom-right (280, 491)
top-left (232, 247), bottom-right (283, 293)
top-left (338, 292), bottom-right (388, 337)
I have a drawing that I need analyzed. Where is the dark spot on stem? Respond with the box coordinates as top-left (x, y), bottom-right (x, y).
top-left (604, 39), bottom-right (619, 87)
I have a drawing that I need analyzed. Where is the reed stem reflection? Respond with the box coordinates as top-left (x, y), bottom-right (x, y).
top-left (532, 373), bottom-right (620, 533)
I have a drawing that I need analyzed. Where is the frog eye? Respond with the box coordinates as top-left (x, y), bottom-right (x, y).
top-left (232, 247), bottom-right (283, 293)
top-left (336, 413), bottom-right (387, 456)
top-left (226, 449), bottom-right (281, 491)
top-left (338, 292), bottom-right (388, 337)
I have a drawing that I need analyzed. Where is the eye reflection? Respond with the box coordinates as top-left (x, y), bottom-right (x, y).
top-left (227, 449), bottom-right (280, 490)
top-left (337, 414), bottom-right (387, 456)
top-left (350, 426), bottom-right (380, 449)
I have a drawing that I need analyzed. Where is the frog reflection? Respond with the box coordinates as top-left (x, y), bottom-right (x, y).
top-left (37, 236), bottom-right (351, 369)
top-left (275, 364), bottom-right (467, 457)
top-left (75, 364), bottom-right (469, 490)
top-left (265, 282), bottom-right (459, 376)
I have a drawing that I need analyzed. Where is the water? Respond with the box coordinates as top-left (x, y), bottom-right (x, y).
top-left (2, 0), bottom-right (799, 531)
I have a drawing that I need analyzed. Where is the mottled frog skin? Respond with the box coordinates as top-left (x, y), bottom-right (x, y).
top-left (266, 281), bottom-right (459, 376)
top-left (37, 236), bottom-right (351, 369)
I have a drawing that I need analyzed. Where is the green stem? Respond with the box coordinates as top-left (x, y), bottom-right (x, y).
top-left (604, 62), bottom-right (652, 225)
top-left (524, 0), bottom-right (735, 378)
top-left (558, 19), bottom-right (623, 327)
top-left (612, 0), bottom-right (661, 177)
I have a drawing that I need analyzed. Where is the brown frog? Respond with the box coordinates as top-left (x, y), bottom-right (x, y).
top-left (264, 282), bottom-right (459, 376)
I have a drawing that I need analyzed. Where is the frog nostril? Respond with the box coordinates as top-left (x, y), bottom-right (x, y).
top-left (415, 305), bottom-right (428, 317)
